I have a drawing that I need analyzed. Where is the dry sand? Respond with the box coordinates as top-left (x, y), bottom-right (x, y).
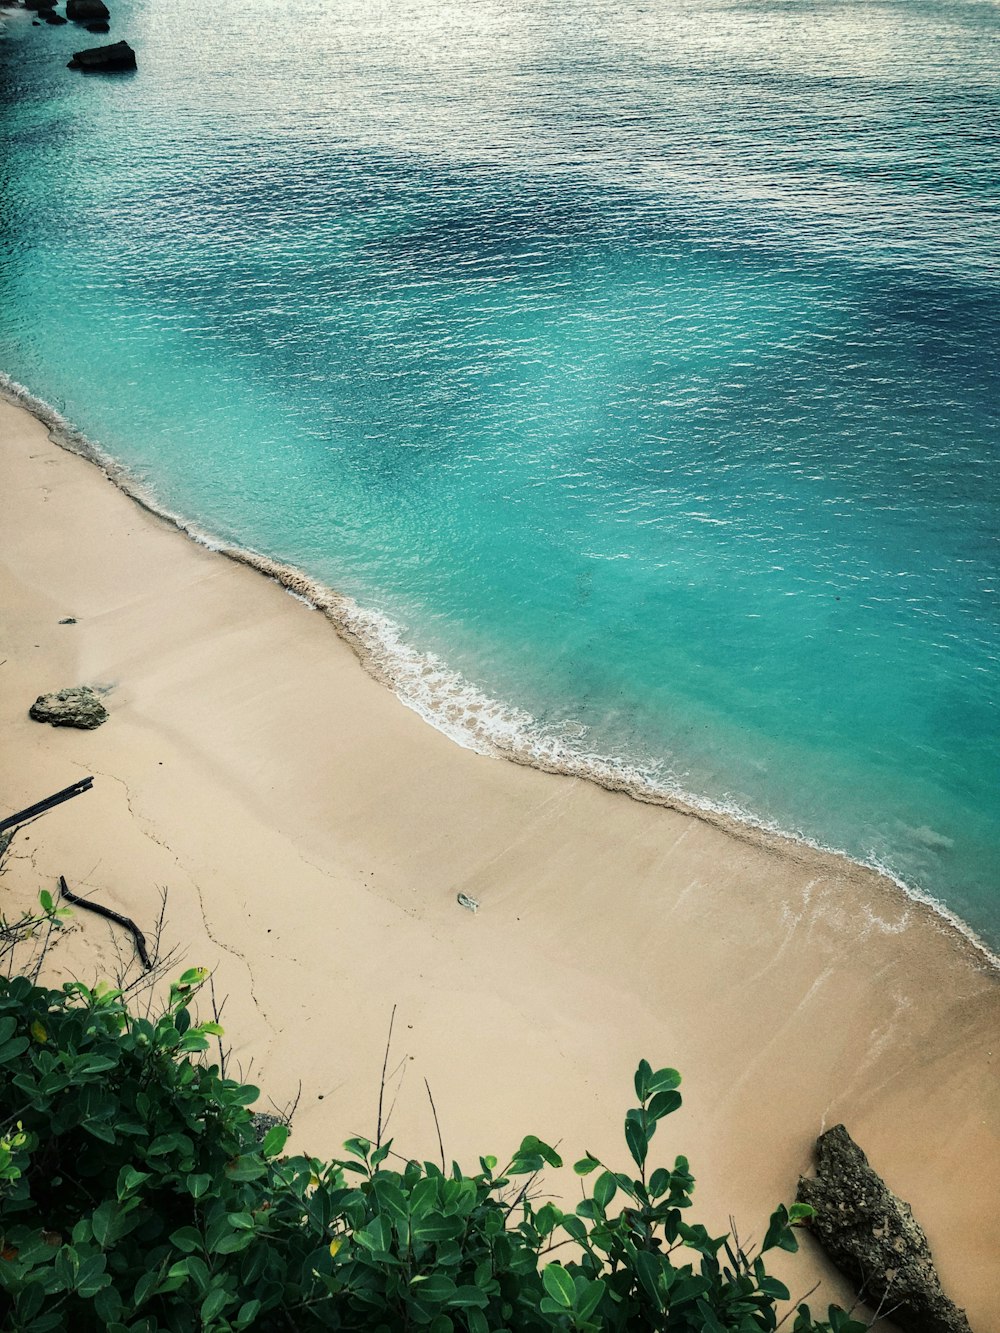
top-left (1, 395), bottom-right (997, 1326)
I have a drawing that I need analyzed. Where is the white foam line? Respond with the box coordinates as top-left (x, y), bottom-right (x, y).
top-left (3, 370), bottom-right (997, 973)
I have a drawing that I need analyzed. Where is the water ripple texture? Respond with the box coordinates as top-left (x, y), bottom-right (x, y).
top-left (1, 0), bottom-right (998, 945)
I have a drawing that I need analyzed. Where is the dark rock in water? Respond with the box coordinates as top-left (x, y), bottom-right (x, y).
top-left (24, 0), bottom-right (57, 10)
top-left (66, 0), bottom-right (109, 18)
top-left (797, 1125), bottom-right (972, 1333)
top-left (29, 686), bottom-right (108, 730)
top-left (85, 19), bottom-right (109, 31)
top-left (44, 10), bottom-right (68, 22)
top-left (67, 40), bottom-right (135, 71)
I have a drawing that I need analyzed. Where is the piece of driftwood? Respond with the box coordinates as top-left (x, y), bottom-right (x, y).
top-left (0, 777), bottom-right (94, 837)
top-left (59, 875), bottom-right (152, 972)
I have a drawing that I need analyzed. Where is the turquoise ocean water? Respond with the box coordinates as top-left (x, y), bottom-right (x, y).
top-left (2, 0), bottom-right (998, 947)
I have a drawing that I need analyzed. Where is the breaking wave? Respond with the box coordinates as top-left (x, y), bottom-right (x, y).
top-left (3, 369), bottom-right (997, 972)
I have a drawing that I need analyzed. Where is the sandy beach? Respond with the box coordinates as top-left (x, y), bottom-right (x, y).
top-left (1, 394), bottom-right (997, 1326)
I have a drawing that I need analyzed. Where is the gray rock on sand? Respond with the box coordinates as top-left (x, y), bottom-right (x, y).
top-left (29, 686), bottom-right (108, 730)
top-left (67, 39), bottom-right (135, 71)
top-left (797, 1124), bottom-right (972, 1333)
top-left (66, 0), bottom-right (109, 18)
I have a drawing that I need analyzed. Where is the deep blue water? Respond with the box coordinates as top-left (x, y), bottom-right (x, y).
top-left (2, 0), bottom-right (998, 946)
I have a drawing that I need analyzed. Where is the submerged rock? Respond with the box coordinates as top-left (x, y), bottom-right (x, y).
top-left (66, 0), bottom-right (109, 18)
top-left (85, 19), bottom-right (109, 30)
top-left (67, 39), bottom-right (135, 71)
top-left (797, 1125), bottom-right (972, 1333)
top-left (24, 0), bottom-right (57, 10)
top-left (29, 686), bottom-right (108, 730)
top-left (43, 10), bottom-right (68, 22)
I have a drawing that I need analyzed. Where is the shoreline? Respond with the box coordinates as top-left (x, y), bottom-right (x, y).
top-left (3, 371), bottom-right (996, 975)
top-left (2, 389), bottom-right (999, 1325)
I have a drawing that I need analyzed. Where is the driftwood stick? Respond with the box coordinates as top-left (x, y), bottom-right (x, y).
top-left (0, 778), bottom-right (94, 837)
top-left (59, 875), bottom-right (152, 972)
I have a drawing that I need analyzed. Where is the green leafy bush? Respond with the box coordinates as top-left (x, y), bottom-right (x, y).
top-left (0, 965), bottom-right (864, 1333)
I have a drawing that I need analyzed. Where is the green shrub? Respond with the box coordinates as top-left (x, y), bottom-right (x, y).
top-left (0, 960), bottom-right (863, 1332)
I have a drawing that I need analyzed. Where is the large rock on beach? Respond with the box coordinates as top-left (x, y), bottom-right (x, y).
top-left (29, 686), bottom-right (108, 730)
top-left (66, 0), bottom-right (109, 18)
top-left (797, 1125), bottom-right (972, 1333)
top-left (67, 39), bottom-right (135, 71)
top-left (24, 0), bottom-right (56, 10)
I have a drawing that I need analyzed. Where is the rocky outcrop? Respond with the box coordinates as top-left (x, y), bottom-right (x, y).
top-left (797, 1125), bottom-right (972, 1333)
top-left (66, 0), bottom-right (109, 19)
top-left (29, 686), bottom-right (108, 730)
top-left (67, 39), bottom-right (134, 71)
top-left (24, 0), bottom-right (57, 11)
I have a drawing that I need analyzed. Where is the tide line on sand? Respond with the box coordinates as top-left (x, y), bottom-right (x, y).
top-left (1, 371), bottom-right (996, 974)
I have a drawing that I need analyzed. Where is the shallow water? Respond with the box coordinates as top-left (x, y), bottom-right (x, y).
top-left (1, 0), bottom-right (998, 945)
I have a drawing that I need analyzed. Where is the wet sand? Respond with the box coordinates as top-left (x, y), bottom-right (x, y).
top-left (1, 394), bottom-right (997, 1325)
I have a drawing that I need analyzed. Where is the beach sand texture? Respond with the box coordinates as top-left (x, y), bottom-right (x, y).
top-left (1, 396), bottom-right (997, 1325)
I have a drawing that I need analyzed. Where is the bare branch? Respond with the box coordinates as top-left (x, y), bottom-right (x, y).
top-left (424, 1078), bottom-right (445, 1173)
top-left (375, 1004), bottom-right (397, 1151)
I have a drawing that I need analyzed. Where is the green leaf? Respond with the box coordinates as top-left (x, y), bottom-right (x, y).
top-left (116, 1166), bottom-right (151, 1200)
top-left (593, 1171), bottom-right (617, 1211)
top-left (542, 1264), bottom-right (575, 1308)
top-left (201, 1287), bottom-right (231, 1324)
top-left (647, 1067), bottom-right (682, 1095)
top-left (577, 1278), bottom-right (606, 1321)
top-left (169, 1226), bottom-right (203, 1255)
top-left (94, 1284), bottom-right (124, 1325)
top-left (695, 1300), bottom-right (727, 1333)
top-left (413, 1273), bottom-right (457, 1302)
top-left (648, 1167), bottom-right (670, 1198)
top-left (133, 1269), bottom-right (160, 1309)
top-left (633, 1250), bottom-right (664, 1310)
top-left (177, 966), bottom-right (209, 989)
top-left (0, 1036), bottom-right (29, 1065)
top-left (762, 1204), bottom-right (799, 1254)
top-left (75, 1252), bottom-right (110, 1299)
top-left (355, 1215), bottom-right (392, 1254)
top-left (634, 1059), bottom-right (653, 1101)
top-left (648, 1089), bottom-right (682, 1121)
top-left (225, 1155), bottom-right (267, 1182)
top-left (235, 1300), bottom-right (262, 1329)
top-left (92, 1200), bottom-right (129, 1249)
top-left (373, 1175), bottom-right (409, 1225)
top-left (16, 1283), bottom-right (45, 1325)
top-left (516, 1135), bottom-right (562, 1169)
top-left (447, 1286), bottom-right (489, 1309)
top-left (186, 1173), bottom-right (212, 1199)
top-left (261, 1124), bottom-right (289, 1157)
top-left (573, 1154), bottom-right (600, 1175)
top-left (625, 1117), bottom-right (647, 1169)
top-left (411, 1214), bottom-right (464, 1244)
